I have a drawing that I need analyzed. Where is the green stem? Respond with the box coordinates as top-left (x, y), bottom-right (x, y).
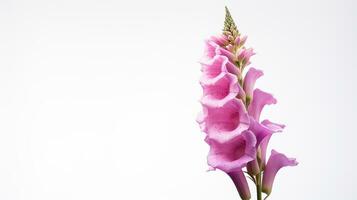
top-left (256, 172), bottom-right (262, 200)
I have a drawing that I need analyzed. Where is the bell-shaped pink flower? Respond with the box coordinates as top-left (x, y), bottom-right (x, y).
top-left (259, 120), bottom-right (285, 167)
top-left (248, 89), bottom-right (277, 121)
top-left (246, 119), bottom-right (285, 175)
top-left (206, 130), bottom-right (256, 172)
top-left (200, 98), bottom-right (250, 143)
top-left (200, 55), bottom-right (239, 85)
top-left (205, 129), bottom-right (255, 200)
top-left (243, 67), bottom-right (263, 99)
top-left (200, 73), bottom-right (239, 107)
top-left (228, 170), bottom-right (251, 200)
top-left (244, 89), bottom-right (280, 175)
top-left (262, 150), bottom-right (298, 195)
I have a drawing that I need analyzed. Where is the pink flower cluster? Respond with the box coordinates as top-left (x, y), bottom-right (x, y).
top-left (197, 34), bottom-right (297, 199)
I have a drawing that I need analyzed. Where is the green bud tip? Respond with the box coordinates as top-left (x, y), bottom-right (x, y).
top-left (223, 6), bottom-right (239, 37)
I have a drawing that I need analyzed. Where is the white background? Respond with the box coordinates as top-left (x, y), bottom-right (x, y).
top-left (0, 0), bottom-right (356, 199)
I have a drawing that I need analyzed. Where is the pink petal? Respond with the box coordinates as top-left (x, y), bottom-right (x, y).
top-left (228, 170), bottom-right (251, 200)
top-left (260, 120), bottom-right (286, 166)
top-left (262, 150), bottom-right (298, 195)
top-left (246, 159), bottom-right (260, 175)
top-left (261, 120), bottom-right (285, 132)
top-left (237, 48), bottom-right (255, 66)
top-left (239, 35), bottom-right (248, 46)
top-left (248, 89), bottom-right (277, 121)
top-left (238, 48), bottom-right (255, 59)
top-left (215, 47), bottom-right (236, 62)
top-left (201, 39), bottom-right (236, 63)
top-left (234, 37), bottom-right (240, 46)
top-left (210, 35), bottom-right (229, 46)
top-left (202, 40), bottom-right (218, 59)
top-left (200, 73), bottom-right (239, 107)
top-left (196, 109), bottom-right (207, 132)
top-left (243, 67), bottom-right (263, 98)
top-left (249, 119), bottom-right (285, 149)
top-left (200, 55), bottom-right (239, 85)
top-left (246, 119), bottom-right (285, 174)
top-left (206, 131), bottom-right (256, 172)
top-left (203, 99), bottom-right (250, 143)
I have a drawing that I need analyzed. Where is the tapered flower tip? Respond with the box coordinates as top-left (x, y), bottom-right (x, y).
top-left (248, 89), bottom-right (277, 121)
top-left (243, 67), bottom-right (263, 99)
top-left (200, 55), bottom-right (239, 85)
top-left (262, 150), bottom-right (298, 195)
top-left (203, 99), bottom-right (250, 143)
top-left (206, 130), bottom-right (256, 173)
top-left (200, 73), bottom-right (240, 107)
top-left (223, 6), bottom-right (239, 37)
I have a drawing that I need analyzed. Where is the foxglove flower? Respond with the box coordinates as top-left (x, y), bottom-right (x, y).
top-left (243, 68), bottom-right (263, 100)
top-left (198, 99), bottom-right (250, 143)
top-left (262, 150), bottom-right (298, 195)
top-left (206, 130), bottom-right (256, 200)
top-left (206, 130), bottom-right (256, 172)
top-left (197, 6), bottom-right (297, 200)
top-left (229, 170), bottom-right (252, 200)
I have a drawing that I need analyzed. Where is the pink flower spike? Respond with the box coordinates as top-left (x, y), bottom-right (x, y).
top-left (262, 150), bottom-right (298, 195)
top-left (200, 73), bottom-right (239, 107)
top-left (248, 89), bottom-right (277, 121)
top-left (204, 99), bottom-right (250, 143)
top-left (206, 130), bottom-right (256, 173)
top-left (243, 67), bottom-right (263, 98)
top-left (228, 170), bottom-right (251, 200)
top-left (197, 7), bottom-right (298, 199)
